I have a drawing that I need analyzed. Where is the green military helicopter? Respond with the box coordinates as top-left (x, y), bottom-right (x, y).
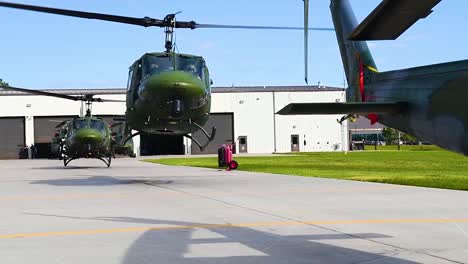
top-left (0, 87), bottom-right (124, 166)
top-left (0, 1), bottom-right (332, 153)
top-left (52, 114), bottom-right (135, 165)
top-left (279, 0), bottom-right (468, 156)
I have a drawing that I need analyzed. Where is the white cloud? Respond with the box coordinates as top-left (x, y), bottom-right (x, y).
top-left (198, 41), bottom-right (216, 50)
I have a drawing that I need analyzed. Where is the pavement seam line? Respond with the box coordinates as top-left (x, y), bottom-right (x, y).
top-left (4, 218), bottom-right (468, 239)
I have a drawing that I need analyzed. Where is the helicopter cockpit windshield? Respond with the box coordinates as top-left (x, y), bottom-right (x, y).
top-left (73, 119), bottom-right (88, 129)
top-left (142, 54), bottom-right (204, 80)
top-left (176, 56), bottom-right (204, 80)
top-left (90, 120), bottom-right (106, 132)
top-left (142, 55), bottom-right (173, 79)
top-left (72, 119), bottom-right (105, 132)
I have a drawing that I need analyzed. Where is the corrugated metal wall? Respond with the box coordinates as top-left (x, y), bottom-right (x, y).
top-left (0, 89), bottom-right (347, 157)
top-left (0, 117), bottom-right (25, 159)
top-left (274, 91), bottom-right (347, 153)
top-left (211, 92), bottom-right (275, 153)
top-left (211, 90), bottom-right (347, 153)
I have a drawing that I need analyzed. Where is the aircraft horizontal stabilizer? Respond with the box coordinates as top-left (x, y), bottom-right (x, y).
top-left (348, 0), bottom-right (441, 40)
top-left (277, 102), bottom-right (408, 115)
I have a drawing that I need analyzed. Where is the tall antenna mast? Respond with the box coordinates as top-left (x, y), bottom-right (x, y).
top-left (164, 12), bottom-right (181, 52)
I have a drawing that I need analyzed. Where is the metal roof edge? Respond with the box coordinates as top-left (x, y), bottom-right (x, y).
top-left (212, 85), bottom-right (344, 93)
top-left (0, 85), bottom-right (344, 96)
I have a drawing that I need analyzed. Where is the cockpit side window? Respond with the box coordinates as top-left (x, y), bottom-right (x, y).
top-left (127, 68), bottom-right (134, 91)
top-left (203, 67), bottom-right (211, 93)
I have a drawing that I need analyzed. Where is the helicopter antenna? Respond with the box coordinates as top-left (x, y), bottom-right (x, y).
top-left (173, 32), bottom-right (180, 53)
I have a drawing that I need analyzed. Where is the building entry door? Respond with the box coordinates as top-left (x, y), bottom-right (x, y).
top-left (238, 136), bottom-right (247, 153)
top-left (291, 135), bottom-right (300, 152)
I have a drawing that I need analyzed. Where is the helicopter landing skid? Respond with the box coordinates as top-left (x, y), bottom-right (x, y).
top-left (185, 125), bottom-right (216, 151)
top-left (97, 156), bottom-right (112, 168)
top-left (63, 157), bottom-right (75, 167)
top-left (63, 156), bottom-right (112, 168)
top-left (123, 131), bottom-right (141, 144)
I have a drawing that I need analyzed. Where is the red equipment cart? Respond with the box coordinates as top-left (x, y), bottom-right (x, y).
top-left (218, 144), bottom-right (238, 170)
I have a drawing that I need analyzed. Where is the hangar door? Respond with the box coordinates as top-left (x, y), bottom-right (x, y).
top-left (192, 113), bottom-right (234, 154)
top-left (34, 116), bottom-right (77, 158)
top-left (0, 117), bottom-right (25, 159)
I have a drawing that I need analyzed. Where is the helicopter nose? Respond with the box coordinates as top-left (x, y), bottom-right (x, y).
top-left (138, 71), bottom-right (206, 104)
top-left (170, 99), bottom-right (185, 118)
top-left (72, 128), bottom-right (105, 145)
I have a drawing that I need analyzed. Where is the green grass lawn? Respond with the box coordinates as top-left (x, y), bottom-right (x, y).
top-left (145, 146), bottom-right (468, 191)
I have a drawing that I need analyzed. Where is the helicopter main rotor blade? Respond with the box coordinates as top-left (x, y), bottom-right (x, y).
top-left (54, 120), bottom-right (70, 128)
top-left (0, 85), bottom-right (125, 103)
top-left (110, 122), bottom-right (124, 128)
top-left (193, 23), bottom-right (334, 31)
top-left (0, 85), bottom-right (81, 101)
top-left (94, 98), bottom-right (126, 103)
top-left (0, 1), bottom-right (164, 27)
top-left (0, 2), bottom-right (334, 32)
top-left (304, 0), bottom-right (309, 84)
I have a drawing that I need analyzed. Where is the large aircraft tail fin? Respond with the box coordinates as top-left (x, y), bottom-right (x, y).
top-left (349, 0), bottom-right (441, 41)
top-left (330, 0), bottom-right (377, 101)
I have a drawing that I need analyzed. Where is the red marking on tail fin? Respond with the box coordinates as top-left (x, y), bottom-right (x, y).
top-left (359, 60), bottom-right (366, 102)
top-left (367, 113), bottom-right (378, 125)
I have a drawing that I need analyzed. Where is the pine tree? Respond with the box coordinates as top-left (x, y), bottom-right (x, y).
top-left (0, 78), bottom-right (9, 87)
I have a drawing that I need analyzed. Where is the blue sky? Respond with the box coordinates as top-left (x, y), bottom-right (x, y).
top-left (0, 0), bottom-right (466, 89)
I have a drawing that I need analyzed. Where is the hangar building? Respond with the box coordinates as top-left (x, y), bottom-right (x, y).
top-left (0, 85), bottom-right (347, 159)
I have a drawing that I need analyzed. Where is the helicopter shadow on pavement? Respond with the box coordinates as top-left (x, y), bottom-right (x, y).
top-left (29, 176), bottom-right (174, 187)
top-left (116, 217), bottom-right (417, 264)
top-left (32, 166), bottom-right (110, 170)
top-left (23, 213), bottom-right (417, 264)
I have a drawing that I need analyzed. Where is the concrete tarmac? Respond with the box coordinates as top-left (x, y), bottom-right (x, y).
top-left (1, 158), bottom-right (468, 264)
